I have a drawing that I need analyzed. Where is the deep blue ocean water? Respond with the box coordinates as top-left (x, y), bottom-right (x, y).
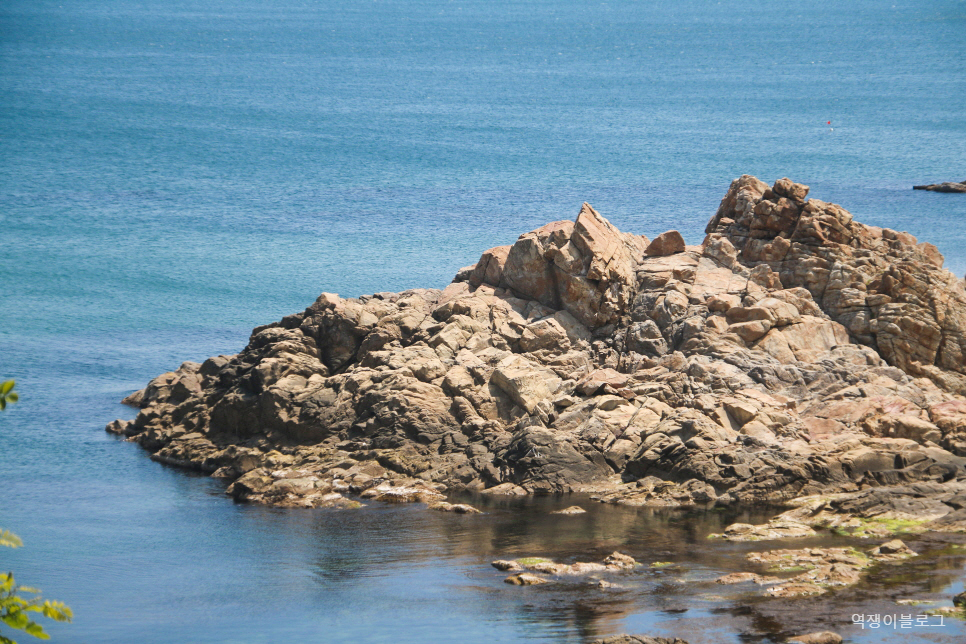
top-left (2, 1), bottom-right (965, 642)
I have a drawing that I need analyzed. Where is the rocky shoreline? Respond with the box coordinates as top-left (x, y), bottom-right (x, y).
top-left (108, 175), bottom-right (966, 537)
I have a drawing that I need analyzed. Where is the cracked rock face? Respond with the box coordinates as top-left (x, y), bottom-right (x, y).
top-left (108, 176), bottom-right (966, 514)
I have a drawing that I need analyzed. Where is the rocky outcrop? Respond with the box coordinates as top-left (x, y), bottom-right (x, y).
top-left (108, 175), bottom-right (966, 520)
top-left (914, 181), bottom-right (966, 193)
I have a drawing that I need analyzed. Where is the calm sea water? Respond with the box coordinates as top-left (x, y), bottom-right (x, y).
top-left (2, 1), bottom-right (965, 642)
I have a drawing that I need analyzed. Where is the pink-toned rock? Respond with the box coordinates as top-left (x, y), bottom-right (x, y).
top-left (729, 320), bottom-right (772, 343)
top-left (645, 230), bottom-right (686, 256)
top-left (707, 293), bottom-right (741, 313)
top-left (776, 318), bottom-right (850, 361)
top-left (469, 244), bottom-right (511, 287)
top-left (577, 368), bottom-right (629, 395)
top-left (500, 221), bottom-right (571, 308)
top-left (917, 242), bottom-right (944, 268)
top-left (772, 177), bottom-right (810, 202)
top-left (803, 417), bottom-right (847, 441)
top-left (929, 400), bottom-right (966, 433)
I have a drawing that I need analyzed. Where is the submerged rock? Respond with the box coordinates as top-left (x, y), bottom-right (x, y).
top-left (715, 572), bottom-right (780, 585)
top-left (108, 175), bottom-right (966, 520)
top-left (427, 501), bottom-right (481, 514)
top-left (766, 582), bottom-right (825, 598)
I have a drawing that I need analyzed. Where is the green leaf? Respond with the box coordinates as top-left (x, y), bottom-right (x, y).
top-left (23, 622), bottom-right (48, 640)
top-left (0, 380), bottom-right (18, 410)
top-left (0, 530), bottom-right (23, 548)
top-left (40, 602), bottom-right (72, 622)
top-left (5, 596), bottom-right (29, 610)
top-left (2, 610), bottom-right (29, 629)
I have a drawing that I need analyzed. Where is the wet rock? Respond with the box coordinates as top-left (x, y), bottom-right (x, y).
top-left (766, 582), bottom-right (825, 598)
top-left (550, 505), bottom-right (587, 515)
top-left (785, 632), bottom-right (843, 644)
top-left (493, 552), bottom-right (638, 579)
top-left (504, 573), bottom-right (549, 586)
top-left (480, 483), bottom-right (528, 496)
top-left (592, 637), bottom-right (690, 644)
top-left (928, 605), bottom-right (966, 617)
top-left (710, 518), bottom-right (816, 542)
top-left (366, 485), bottom-right (446, 504)
top-left (867, 539), bottom-right (916, 558)
top-left (728, 542), bottom-right (920, 601)
top-left (602, 551), bottom-right (638, 569)
top-left (732, 482), bottom-right (966, 539)
top-left (428, 501), bottom-right (482, 514)
top-left (491, 560), bottom-right (523, 572)
top-left (715, 572), bottom-right (780, 585)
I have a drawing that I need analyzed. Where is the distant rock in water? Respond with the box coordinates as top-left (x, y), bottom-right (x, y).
top-left (108, 175), bottom-right (966, 523)
top-left (591, 637), bottom-right (690, 644)
top-left (913, 180), bottom-right (966, 193)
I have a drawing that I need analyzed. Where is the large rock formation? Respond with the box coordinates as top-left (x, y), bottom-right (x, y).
top-left (108, 176), bottom-right (966, 520)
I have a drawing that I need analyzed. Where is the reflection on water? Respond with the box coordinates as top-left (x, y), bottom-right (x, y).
top-left (255, 492), bottom-right (966, 643)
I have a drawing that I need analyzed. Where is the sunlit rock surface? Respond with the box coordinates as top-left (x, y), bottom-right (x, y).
top-left (109, 175), bottom-right (966, 521)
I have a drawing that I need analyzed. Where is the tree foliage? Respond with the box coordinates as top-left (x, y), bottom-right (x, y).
top-left (0, 381), bottom-right (17, 411)
top-left (0, 532), bottom-right (73, 644)
top-left (1, 381), bottom-right (73, 643)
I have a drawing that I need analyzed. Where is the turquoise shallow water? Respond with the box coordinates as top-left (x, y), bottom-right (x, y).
top-left (2, 1), bottom-right (966, 642)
